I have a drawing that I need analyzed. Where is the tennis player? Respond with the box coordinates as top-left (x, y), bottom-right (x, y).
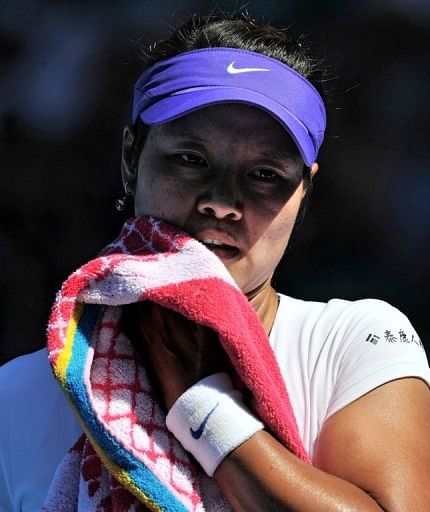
top-left (1, 13), bottom-right (429, 511)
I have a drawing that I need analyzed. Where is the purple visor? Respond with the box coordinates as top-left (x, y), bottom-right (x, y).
top-left (133, 48), bottom-right (326, 166)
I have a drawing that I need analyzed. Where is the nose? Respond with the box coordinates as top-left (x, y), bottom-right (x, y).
top-left (197, 191), bottom-right (242, 221)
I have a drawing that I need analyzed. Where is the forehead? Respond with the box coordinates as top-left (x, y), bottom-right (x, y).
top-left (148, 103), bottom-right (301, 158)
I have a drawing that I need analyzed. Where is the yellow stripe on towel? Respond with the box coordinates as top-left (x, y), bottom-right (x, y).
top-left (85, 427), bottom-right (165, 512)
top-left (54, 302), bottom-right (84, 385)
top-left (52, 302), bottom-right (167, 511)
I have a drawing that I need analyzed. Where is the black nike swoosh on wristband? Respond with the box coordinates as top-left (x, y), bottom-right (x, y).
top-left (190, 402), bottom-right (220, 440)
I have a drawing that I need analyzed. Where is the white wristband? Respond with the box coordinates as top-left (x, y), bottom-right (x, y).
top-left (165, 373), bottom-right (264, 476)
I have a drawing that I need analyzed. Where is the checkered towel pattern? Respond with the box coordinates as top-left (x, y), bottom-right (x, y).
top-left (44, 216), bottom-right (309, 511)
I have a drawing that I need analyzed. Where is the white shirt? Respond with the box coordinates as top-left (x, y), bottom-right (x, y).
top-left (270, 295), bottom-right (430, 459)
top-left (1, 294), bottom-right (429, 511)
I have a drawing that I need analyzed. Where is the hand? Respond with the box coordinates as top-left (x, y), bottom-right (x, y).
top-left (134, 301), bottom-right (230, 410)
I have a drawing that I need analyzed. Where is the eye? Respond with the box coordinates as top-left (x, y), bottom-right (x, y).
top-left (249, 168), bottom-right (281, 182)
top-left (176, 152), bottom-right (206, 166)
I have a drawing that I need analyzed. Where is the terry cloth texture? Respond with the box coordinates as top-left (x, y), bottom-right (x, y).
top-left (44, 216), bottom-right (309, 511)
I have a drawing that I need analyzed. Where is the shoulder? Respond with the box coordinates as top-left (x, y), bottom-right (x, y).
top-left (0, 348), bottom-right (54, 402)
top-left (276, 293), bottom-right (429, 415)
top-left (0, 348), bottom-right (84, 423)
top-left (0, 348), bottom-right (71, 433)
top-left (275, 294), bottom-right (398, 327)
top-left (279, 292), bottom-right (401, 317)
top-left (277, 293), bottom-right (424, 348)
top-left (310, 296), bottom-right (428, 367)
top-left (0, 347), bottom-right (49, 375)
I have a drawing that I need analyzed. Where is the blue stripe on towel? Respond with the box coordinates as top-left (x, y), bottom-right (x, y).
top-left (65, 303), bottom-right (189, 512)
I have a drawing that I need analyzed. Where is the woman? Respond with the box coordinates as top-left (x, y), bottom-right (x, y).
top-left (1, 13), bottom-right (430, 511)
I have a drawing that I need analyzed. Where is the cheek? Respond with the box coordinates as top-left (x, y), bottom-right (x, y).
top-left (248, 184), bottom-right (305, 247)
top-left (135, 179), bottom-right (189, 219)
top-left (257, 211), bottom-right (297, 258)
top-left (134, 157), bottom-right (192, 219)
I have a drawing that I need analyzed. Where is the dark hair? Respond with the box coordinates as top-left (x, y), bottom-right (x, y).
top-left (130, 13), bottom-right (328, 222)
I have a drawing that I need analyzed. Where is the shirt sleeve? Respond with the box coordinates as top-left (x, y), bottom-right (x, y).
top-left (326, 299), bottom-right (430, 420)
top-left (0, 350), bottom-right (83, 512)
top-left (0, 361), bottom-right (19, 511)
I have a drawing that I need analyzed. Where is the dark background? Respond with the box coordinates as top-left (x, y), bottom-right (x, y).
top-left (1, 1), bottom-right (429, 365)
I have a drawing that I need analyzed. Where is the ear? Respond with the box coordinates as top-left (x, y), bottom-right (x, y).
top-left (301, 162), bottom-right (319, 198)
top-left (310, 162), bottom-right (319, 178)
top-left (121, 124), bottom-right (137, 196)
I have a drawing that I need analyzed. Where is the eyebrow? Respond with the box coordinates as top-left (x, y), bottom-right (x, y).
top-left (259, 150), bottom-right (299, 162)
top-left (158, 130), bottom-right (209, 144)
top-left (159, 130), bottom-right (300, 164)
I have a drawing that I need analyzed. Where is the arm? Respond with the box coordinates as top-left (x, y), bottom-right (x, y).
top-left (214, 431), bottom-right (384, 511)
top-left (214, 377), bottom-right (430, 511)
top-left (313, 377), bottom-right (430, 511)
top-left (132, 303), bottom-right (430, 511)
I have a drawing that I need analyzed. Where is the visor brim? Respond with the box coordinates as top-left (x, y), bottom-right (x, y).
top-left (139, 87), bottom-right (316, 167)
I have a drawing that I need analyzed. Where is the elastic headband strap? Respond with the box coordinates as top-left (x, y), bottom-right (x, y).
top-left (132, 48), bottom-right (326, 166)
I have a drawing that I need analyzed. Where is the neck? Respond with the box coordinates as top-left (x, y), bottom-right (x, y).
top-left (246, 279), bottom-right (279, 336)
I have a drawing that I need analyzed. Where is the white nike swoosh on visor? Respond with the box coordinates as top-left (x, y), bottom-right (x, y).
top-left (227, 62), bottom-right (270, 74)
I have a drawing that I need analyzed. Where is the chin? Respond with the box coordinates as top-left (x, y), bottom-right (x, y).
top-left (226, 271), bottom-right (258, 296)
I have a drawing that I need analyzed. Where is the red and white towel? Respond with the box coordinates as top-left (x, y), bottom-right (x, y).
top-left (44, 216), bottom-right (310, 511)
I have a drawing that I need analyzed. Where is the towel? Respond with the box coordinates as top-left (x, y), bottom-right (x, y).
top-left (44, 216), bottom-right (310, 511)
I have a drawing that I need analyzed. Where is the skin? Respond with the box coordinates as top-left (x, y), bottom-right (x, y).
top-left (122, 104), bottom-right (430, 511)
top-left (127, 104), bottom-right (314, 296)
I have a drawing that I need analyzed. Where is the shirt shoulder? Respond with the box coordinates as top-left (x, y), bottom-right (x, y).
top-left (278, 295), bottom-right (430, 415)
top-left (276, 294), bottom-right (426, 354)
top-left (320, 298), bottom-right (429, 417)
top-left (0, 348), bottom-right (51, 393)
